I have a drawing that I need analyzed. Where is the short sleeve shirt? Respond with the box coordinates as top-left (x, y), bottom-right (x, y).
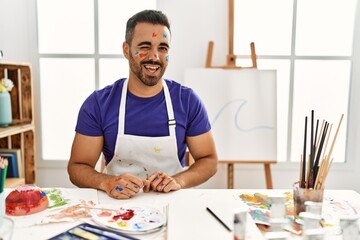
top-left (75, 78), bottom-right (211, 167)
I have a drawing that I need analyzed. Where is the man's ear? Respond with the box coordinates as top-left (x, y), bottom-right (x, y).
top-left (122, 42), bottom-right (130, 59)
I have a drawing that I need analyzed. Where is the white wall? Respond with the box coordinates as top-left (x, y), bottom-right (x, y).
top-left (1, 0), bottom-right (360, 191)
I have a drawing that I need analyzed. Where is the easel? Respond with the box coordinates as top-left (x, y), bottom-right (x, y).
top-left (205, 0), bottom-right (276, 189)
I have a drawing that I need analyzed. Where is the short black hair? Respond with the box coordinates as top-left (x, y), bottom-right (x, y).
top-left (125, 10), bottom-right (171, 44)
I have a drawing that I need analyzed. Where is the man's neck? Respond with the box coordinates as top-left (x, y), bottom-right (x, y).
top-left (127, 76), bottom-right (163, 98)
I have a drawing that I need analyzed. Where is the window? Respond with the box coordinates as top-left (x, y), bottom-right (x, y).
top-left (234, 0), bottom-right (357, 163)
top-left (37, 0), bottom-right (156, 160)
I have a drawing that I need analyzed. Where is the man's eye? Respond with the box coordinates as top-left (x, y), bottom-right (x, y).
top-left (160, 47), bottom-right (168, 52)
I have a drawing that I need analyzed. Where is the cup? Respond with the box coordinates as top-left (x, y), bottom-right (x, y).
top-left (0, 216), bottom-right (14, 240)
top-left (293, 182), bottom-right (324, 216)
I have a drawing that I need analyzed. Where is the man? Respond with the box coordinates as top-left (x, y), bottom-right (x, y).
top-left (67, 10), bottom-right (217, 199)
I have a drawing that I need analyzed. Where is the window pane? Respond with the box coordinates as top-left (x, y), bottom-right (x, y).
top-left (37, 0), bottom-right (94, 54)
top-left (257, 60), bottom-right (291, 163)
top-left (99, 58), bottom-right (129, 88)
top-left (98, 0), bottom-right (156, 54)
top-left (40, 58), bottom-right (95, 160)
top-left (291, 60), bottom-right (350, 163)
top-left (234, 0), bottom-right (293, 55)
top-left (296, 0), bottom-right (356, 56)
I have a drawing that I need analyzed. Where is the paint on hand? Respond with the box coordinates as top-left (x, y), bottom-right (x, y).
top-left (116, 186), bottom-right (123, 191)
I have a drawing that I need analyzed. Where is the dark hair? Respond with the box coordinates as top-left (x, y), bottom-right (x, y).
top-left (125, 10), bottom-right (171, 44)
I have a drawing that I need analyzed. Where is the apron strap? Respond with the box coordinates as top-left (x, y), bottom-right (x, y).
top-left (162, 80), bottom-right (176, 137)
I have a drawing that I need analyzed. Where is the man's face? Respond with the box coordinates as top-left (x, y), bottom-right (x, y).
top-left (124, 22), bottom-right (171, 87)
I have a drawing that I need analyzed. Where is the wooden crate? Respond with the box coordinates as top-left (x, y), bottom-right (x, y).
top-left (0, 63), bottom-right (36, 185)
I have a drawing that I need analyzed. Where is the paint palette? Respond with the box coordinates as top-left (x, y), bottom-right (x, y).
top-left (91, 205), bottom-right (165, 234)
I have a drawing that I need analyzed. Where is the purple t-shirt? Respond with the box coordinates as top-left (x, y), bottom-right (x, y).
top-left (75, 78), bottom-right (211, 166)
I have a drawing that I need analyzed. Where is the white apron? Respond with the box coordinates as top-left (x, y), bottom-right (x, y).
top-left (105, 79), bottom-right (184, 179)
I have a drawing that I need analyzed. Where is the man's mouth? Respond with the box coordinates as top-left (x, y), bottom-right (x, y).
top-left (143, 64), bottom-right (160, 73)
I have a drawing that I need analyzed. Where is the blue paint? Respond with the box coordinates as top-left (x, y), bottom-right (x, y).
top-left (116, 186), bottom-right (123, 191)
top-left (134, 223), bottom-right (142, 230)
top-left (211, 98), bottom-right (273, 132)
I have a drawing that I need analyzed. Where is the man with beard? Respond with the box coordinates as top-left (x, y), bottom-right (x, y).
top-left (67, 10), bottom-right (218, 199)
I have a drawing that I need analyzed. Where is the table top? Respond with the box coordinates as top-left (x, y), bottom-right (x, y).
top-left (2, 188), bottom-right (360, 240)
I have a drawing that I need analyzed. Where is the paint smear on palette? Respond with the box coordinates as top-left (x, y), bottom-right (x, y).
top-left (240, 192), bottom-right (294, 216)
top-left (249, 208), bottom-right (271, 225)
top-left (44, 188), bottom-right (70, 208)
top-left (41, 201), bottom-right (96, 224)
top-left (91, 205), bottom-right (165, 234)
top-left (240, 192), bottom-right (301, 234)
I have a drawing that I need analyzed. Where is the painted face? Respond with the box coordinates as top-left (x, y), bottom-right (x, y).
top-left (126, 23), bottom-right (170, 87)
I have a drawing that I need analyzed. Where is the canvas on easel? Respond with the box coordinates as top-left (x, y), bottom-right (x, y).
top-left (184, 68), bottom-right (277, 161)
top-left (184, 0), bottom-right (277, 189)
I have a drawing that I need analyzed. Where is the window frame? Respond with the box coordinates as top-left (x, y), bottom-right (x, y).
top-left (234, 0), bottom-right (357, 169)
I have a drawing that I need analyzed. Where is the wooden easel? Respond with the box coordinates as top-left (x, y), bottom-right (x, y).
top-left (205, 0), bottom-right (276, 189)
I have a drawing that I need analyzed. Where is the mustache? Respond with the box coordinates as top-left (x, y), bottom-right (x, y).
top-left (141, 60), bottom-right (163, 67)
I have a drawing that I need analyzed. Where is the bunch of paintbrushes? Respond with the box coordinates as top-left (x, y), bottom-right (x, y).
top-left (299, 110), bottom-right (344, 190)
top-left (1, 156), bottom-right (8, 193)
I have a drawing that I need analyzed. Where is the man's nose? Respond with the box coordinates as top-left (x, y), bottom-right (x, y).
top-left (148, 49), bottom-right (160, 61)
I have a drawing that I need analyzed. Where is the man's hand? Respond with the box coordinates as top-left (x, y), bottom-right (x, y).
top-left (103, 173), bottom-right (148, 199)
top-left (144, 171), bottom-right (181, 193)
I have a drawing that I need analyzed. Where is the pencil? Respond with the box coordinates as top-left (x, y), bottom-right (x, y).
top-left (1, 157), bottom-right (8, 193)
top-left (206, 207), bottom-right (232, 232)
top-left (301, 116), bottom-right (307, 188)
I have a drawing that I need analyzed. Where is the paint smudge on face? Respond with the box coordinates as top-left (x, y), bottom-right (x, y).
top-left (165, 56), bottom-right (169, 62)
top-left (135, 51), bottom-right (147, 59)
top-left (152, 32), bottom-right (158, 37)
top-left (163, 34), bottom-right (167, 38)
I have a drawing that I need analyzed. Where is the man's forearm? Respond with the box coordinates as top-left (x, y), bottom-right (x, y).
top-left (173, 157), bottom-right (217, 188)
top-left (68, 163), bottom-right (112, 192)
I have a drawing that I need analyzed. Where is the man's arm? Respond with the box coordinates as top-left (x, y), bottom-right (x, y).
top-left (174, 131), bottom-right (218, 188)
top-left (67, 133), bottom-right (145, 199)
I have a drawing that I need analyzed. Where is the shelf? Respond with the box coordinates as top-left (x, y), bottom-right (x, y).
top-left (0, 123), bottom-right (34, 138)
top-left (1, 63), bottom-right (36, 186)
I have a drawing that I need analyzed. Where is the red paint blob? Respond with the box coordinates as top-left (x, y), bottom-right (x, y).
top-left (112, 209), bottom-right (135, 221)
top-left (5, 184), bottom-right (49, 216)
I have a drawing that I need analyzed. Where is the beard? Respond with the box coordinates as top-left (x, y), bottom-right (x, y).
top-left (128, 51), bottom-right (166, 87)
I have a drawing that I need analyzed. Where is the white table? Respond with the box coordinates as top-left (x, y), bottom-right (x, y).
top-left (3, 188), bottom-right (360, 240)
